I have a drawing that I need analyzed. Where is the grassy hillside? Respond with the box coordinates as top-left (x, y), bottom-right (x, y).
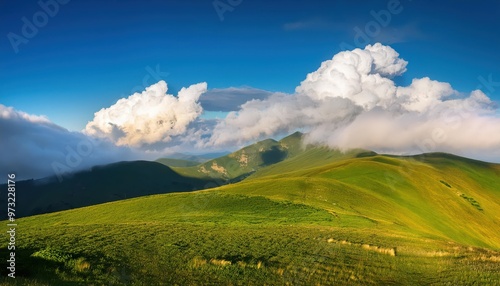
top-left (224, 153), bottom-right (500, 249)
top-left (248, 146), bottom-right (376, 179)
top-left (172, 132), bottom-right (312, 182)
top-left (173, 132), bottom-right (375, 183)
top-left (0, 161), bottom-right (210, 218)
top-left (1, 152), bottom-right (499, 285)
top-left (173, 138), bottom-right (285, 182)
top-left (3, 132), bottom-right (362, 219)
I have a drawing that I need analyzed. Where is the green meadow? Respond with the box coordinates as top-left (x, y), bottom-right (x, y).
top-left (1, 135), bottom-right (499, 285)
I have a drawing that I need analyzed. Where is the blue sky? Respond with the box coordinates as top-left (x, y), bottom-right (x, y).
top-left (1, 0), bottom-right (500, 131)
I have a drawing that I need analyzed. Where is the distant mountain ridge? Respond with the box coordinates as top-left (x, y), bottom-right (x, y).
top-left (160, 152), bottom-right (231, 163)
top-left (172, 132), bottom-right (314, 181)
top-left (155, 158), bottom-right (200, 167)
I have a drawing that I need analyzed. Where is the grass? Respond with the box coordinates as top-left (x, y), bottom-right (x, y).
top-left (223, 154), bottom-right (500, 247)
top-left (0, 148), bottom-right (499, 284)
top-left (1, 203), bottom-right (499, 285)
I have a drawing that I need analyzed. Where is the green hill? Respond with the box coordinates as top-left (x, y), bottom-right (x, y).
top-left (4, 132), bottom-right (348, 219)
top-left (2, 149), bottom-right (499, 285)
top-left (248, 146), bottom-right (376, 179)
top-left (223, 153), bottom-right (500, 249)
top-left (1, 132), bottom-right (311, 218)
top-left (173, 132), bottom-right (375, 183)
top-left (0, 161), bottom-right (210, 218)
top-left (172, 138), bottom-right (286, 182)
top-left (172, 132), bottom-right (313, 182)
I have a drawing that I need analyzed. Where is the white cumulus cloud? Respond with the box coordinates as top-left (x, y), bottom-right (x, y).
top-left (296, 43), bottom-right (406, 110)
top-left (85, 80), bottom-right (207, 148)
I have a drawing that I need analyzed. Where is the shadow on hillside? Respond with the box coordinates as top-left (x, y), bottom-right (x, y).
top-left (0, 161), bottom-right (214, 219)
top-left (261, 146), bottom-right (288, 166)
top-left (356, 151), bottom-right (377, 158)
top-left (0, 247), bottom-right (70, 284)
top-left (0, 246), bottom-right (129, 285)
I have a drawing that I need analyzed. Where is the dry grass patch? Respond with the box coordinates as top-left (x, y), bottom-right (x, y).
top-left (209, 258), bottom-right (232, 267)
top-left (73, 258), bottom-right (91, 272)
top-left (327, 238), bottom-right (396, 256)
top-left (474, 255), bottom-right (500, 262)
top-left (211, 162), bottom-right (228, 176)
top-left (191, 256), bottom-right (207, 268)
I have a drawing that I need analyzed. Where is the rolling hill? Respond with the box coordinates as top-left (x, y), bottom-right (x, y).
top-left (223, 153), bottom-right (500, 249)
top-left (1, 141), bottom-right (499, 285)
top-left (0, 161), bottom-right (210, 218)
top-left (171, 137), bottom-right (290, 182)
top-left (1, 132), bottom-right (310, 219)
top-left (170, 131), bottom-right (368, 182)
top-left (2, 132), bottom-right (313, 218)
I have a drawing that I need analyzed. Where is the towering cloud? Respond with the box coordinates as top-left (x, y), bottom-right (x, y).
top-left (297, 43), bottom-right (407, 106)
top-left (85, 80), bottom-right (207, 148)
top-left (209, 43), bottom-right (500, 162)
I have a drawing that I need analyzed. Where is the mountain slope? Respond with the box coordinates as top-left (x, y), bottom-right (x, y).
top-left (173, 132), bottom-right (322, 182)
top-left (221, 153), bottom-right (500, 249)
top-left (173, 132), bottom-right (375, 183)
top-left (172, 138), bottom-right (287, 181)
top-left (2, 132), bottom-right (368, 219)
top-left (1, 151), bottom-right (499, 285)
top-left (0, 161), bottom-right (210, 218)
top-left (248, 146), bottom-right (376, 179)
